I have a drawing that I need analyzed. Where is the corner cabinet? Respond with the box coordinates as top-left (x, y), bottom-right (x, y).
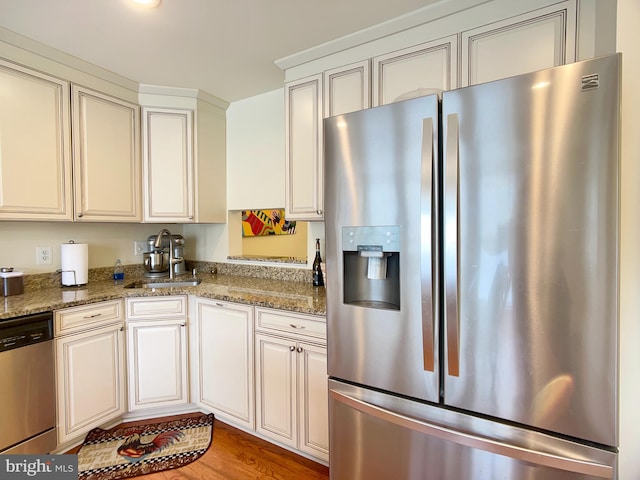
top-left (284, 74), bottom-right (324, 221)
top-left (142, 107), bottom-right (194, 222)
top-left (191, 298), bottom-right (255, 430)
top-left (254, 307), bottom-right (328, 463)
top-left (126, 296), bottom-right (189, 411)
top-left (140, 87), bottom-right (227, 223)
top-left (72, 85), bottom-right (141, 221)
top-left (0, 59), bottom-right (73, 220)
top-left (54, 300), bottom-right (126, 445)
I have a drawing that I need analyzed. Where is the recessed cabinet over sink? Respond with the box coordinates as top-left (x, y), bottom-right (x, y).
top-left (139, 85), bottom-right (228, 224)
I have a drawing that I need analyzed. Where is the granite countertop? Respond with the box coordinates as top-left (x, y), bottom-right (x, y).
top-left (0, 273), bottom-right (326, 320)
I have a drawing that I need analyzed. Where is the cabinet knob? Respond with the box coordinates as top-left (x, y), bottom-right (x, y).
top-left (77, 213), bottom-right (83, 218)
top-left (316, 210), bottom-right (323, 215)
top-left (289, 345), bottom-right (296, 352)
top-left (181, 323), bottom-right (186, 327)
top-left (296, 346), bottom-right (303, 353)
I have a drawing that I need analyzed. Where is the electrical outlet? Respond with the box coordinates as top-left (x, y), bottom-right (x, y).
top-left (134, 241), bottom-right (147, 256)
top-left (36, 246), bottom-right (52, 265)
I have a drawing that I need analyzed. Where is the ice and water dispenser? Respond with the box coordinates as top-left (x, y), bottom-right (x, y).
top-left (342, 225), bottom-right (400, 310)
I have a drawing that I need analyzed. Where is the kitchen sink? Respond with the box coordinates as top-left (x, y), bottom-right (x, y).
top-left (124, 279), bottom-right (202, 289)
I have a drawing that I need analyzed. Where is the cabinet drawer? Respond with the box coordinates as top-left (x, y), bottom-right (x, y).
top-left (126, 296), bottom-right (187, 319)
top-left (55, 299), bottom-right (124, 336)
top-left (255, 307), bottom-right (326, 340)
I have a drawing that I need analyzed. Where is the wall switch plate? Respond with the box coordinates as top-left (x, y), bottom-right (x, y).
top-left (36, 246), bottom-right (52, 265)
top-left (134, 241), bottom-right (147, 256)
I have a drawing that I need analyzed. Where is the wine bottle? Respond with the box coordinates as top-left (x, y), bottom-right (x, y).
top-left (312, 238), bottom-right (324, 287)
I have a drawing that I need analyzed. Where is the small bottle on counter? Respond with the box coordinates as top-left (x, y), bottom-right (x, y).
top-left (312, 238), bottom-right (324, 287)
top-left (113, 259), bottom-right (124, 284)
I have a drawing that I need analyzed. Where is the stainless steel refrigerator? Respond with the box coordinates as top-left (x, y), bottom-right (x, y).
top-left (323, 53), bottom-right (620, 479)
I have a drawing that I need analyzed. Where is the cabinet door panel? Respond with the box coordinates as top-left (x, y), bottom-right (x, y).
top-left (461, 2), bottom-right (577, 86)
top-left (143, 108), bottom-right (194, 222)
top-left (128, 321), bottom-right (188, 409)
top-left (72, 85), bottom-right (141, 221)
top-left (298, 342), bottom-right (329, 461)
top-left (56, 324), bottom-right (125, 443)
top-left (0, 60), bottom-right (72, 220)
top-left (324, 60), bottom-right (370, 117)
top-left (255, 333), bottom-right (297, 447)
top-left (195, 299), bottom-right (254, 429)
top-left (373, 35), bottom-right (458, 106)
top-left (285, 74), bottom-right (323, 220)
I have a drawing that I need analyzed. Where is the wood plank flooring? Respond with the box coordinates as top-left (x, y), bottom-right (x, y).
top-left (69, 413), bottom-right (330, 480)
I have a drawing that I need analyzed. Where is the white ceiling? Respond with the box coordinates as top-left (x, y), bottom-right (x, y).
top-left (0, 0), bottom-right (440, 103)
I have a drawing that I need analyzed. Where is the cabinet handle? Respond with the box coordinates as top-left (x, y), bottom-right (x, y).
top-left (289, 323), bottom-right (306, 329)
top-left (120, 326), bottom-right (124, 332)
top-left (296, 346), bottom-right (303, 353)
top-left (83, 313), bottom-right (102, 319)
top-left (289, 345), bottom-right (296, 352)
top-left (215, 303), bottom-right (225, 307)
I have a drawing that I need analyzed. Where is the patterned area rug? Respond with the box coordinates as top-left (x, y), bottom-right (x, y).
top-left (77, 413), bottom-right (214, 480)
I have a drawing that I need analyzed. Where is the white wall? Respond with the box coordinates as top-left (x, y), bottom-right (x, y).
top-left (616, 0), bottom-right (640, 476)
top-left (0, 222), bottom-right (180, 273)
top-left (226, 88), bottom-right (285, 210)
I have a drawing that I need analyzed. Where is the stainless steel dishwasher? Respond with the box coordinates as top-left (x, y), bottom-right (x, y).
top-left (0, 311), bottom-right (57, 454)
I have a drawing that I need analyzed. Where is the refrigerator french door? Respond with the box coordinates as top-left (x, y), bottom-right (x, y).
top-left (324, 53), bottom-right (620, 479)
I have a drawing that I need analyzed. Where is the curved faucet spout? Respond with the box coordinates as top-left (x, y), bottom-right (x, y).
top-left (154, 229), bottom-right (182, 279)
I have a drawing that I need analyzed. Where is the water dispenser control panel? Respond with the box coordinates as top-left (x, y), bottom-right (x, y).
top-left (342, 225), bottom-right (400, 252)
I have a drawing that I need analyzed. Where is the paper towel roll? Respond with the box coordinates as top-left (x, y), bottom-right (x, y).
top-left (61, 242), bottom-right (88, 286)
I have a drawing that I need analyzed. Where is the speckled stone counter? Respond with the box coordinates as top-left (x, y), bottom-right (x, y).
top-left (0, 272), bottom-right (326, 320)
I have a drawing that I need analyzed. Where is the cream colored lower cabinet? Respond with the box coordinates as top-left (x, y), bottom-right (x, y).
top-left (255, 307), bottom-right (328, 463)
top-left (55, 300), bottom-right (126, 445)
top-left (126, 297), bottom-right (189, 411)
top-left (191, 298), bottom-right (254, 430)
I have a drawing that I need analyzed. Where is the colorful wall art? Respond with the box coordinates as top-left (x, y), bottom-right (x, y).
top-left (242, 209), bottom-right (297, 236)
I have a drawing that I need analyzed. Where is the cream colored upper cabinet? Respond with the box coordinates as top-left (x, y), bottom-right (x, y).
top-left (142, 102), bottom-right (227, 223)
top-left (323, 60), bottom-right (371, 118)
top-left (72, 85), bottom-right (141, 221)
top-left (142, 107), bottom-right (194, 222)
top-left (372, 34), bottom-right (458, 106)
top-left (285, 74), bottom-right (324, 221)
top-left (0, 59), bottom-right (73, 220)
top-left (461, 1), bottom-right (577, 87)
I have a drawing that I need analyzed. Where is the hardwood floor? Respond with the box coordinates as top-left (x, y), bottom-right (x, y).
top-left (70, 413), bottom-right (330, 480)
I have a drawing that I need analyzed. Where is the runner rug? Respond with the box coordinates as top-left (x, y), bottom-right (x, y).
top-left (77, 413), bottom-right (214, 480)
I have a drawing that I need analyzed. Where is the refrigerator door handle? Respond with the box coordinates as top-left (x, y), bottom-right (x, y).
top-left (445, 113), bottom-right (460, 377)
top-left (330, 390), bottom-right (614, 479)
top-left (421, 117), bottom-right (435, 372)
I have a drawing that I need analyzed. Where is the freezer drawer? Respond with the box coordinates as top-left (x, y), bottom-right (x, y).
top-left (329, 380), bottom-right (617, 480)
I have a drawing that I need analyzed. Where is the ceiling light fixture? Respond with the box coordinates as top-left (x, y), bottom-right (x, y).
top-left (132, 0), bottom-right (161, 7)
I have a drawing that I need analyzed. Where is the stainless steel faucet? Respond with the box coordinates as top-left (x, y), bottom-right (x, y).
top-left (154, 229), bottom-right (183, 279)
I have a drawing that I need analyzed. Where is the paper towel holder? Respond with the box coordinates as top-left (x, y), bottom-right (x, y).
top-left (56, 269), bottom-right (78, 286)
top-left (59, 239), bottom-right (89, 287)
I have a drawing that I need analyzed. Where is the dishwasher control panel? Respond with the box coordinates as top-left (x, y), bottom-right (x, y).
top-left (0, 312), bottom-right (53, 353)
